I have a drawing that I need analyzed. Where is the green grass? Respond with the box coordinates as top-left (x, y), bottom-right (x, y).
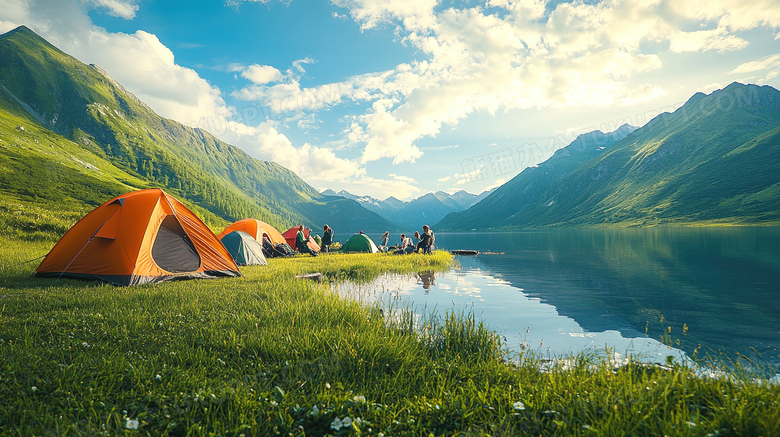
top-left (1, 242), bottom-right (779, 436)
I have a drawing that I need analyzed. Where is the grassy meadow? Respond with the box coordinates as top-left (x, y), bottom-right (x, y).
top-left (1, 239), bottom-right (779, 436)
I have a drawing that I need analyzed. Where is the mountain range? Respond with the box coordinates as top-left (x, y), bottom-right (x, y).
top-left (0, 26), bottom-right (397, 237)
top-left (437, 82), bottom-right (780, 230)
top-left (321, 188), bottom-right (492, 229)
top-left (2, 26), bottom-right (778, 241)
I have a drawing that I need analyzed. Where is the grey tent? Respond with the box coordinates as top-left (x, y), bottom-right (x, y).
top-left (219, 230), bottom-right (268, 266)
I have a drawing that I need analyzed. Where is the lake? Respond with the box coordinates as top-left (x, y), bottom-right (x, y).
top-left (338, 227), bottom-right (780, 371)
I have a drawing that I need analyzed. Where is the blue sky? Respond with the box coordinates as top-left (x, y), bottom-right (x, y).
top-left (2, 0), bottom-right (780, 200)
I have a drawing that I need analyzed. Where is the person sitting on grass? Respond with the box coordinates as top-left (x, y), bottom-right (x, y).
top-left (295, 225), bottom-right (318, 257)
top-left (394, 233), bottom-right (415, 255)
top-left (261, 236), bottom-right (273, 258)
top-left (417, 225), bottom-right (434, 254)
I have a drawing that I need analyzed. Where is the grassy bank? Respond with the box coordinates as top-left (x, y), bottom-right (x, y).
top-left (1, 242), bottom-right (778, 436)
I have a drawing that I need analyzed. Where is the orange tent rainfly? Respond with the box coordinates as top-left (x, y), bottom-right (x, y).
top-left (282, 226), bottom-right (321, 252)
top-left (35, 189), bottom-right (241, 286)
top-left (217, 218), bottom-right (286, 246)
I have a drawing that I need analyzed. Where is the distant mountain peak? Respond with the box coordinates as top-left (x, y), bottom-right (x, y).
top-left (2, 25), bottom-right (35, 38)
top-left (1, 25), bottom-right (62, 53)
top-left (317, 188), bottom-right (489, 228)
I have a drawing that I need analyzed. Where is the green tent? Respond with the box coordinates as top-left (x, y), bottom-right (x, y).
top-left (340, 234), bottom-right (379, 253)
top-left (219, 230), bottom-right (268, 266)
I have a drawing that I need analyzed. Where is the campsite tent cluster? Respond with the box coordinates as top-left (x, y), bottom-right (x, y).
top-left (34, 189), bottom-right (381, 286)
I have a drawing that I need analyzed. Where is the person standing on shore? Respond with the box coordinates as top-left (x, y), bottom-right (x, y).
top-left (322, 224), bottom-right (333, 253)
top-left (378, 231), bottom-right (390, 252)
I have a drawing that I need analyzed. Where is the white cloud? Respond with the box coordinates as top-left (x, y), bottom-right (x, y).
top-left (621, 84), bottom-right (668, 106)
top-left (225, 0), bottom-right (271, 8)
top-left (389, 173), bottom-right (415, 184)
top-left (86, 0), bottom-right (139, 19)
top-left (437, 176), bottom-right (450, 182)
top-left (0, 20), bottom-right (20, 34)
top-left (219, 123), bottom-right (363, 183)
top-left (729, 53), bottom-right (780, 84)
top-left (730, 54), bottom-right (780, 74)
top-left (322, 0), bottom-right (780, 165)
top-left (87, 30), bottom-right (228, 125)
top-left (330, 0), bottom-right (438, 31)
top-left (673, 0), bottom-right (780, 31)
top-left (454, 166), bottom-right (485, 185)
top-left (241, 64), bottom-right (283, 84)
top-left (670, 29), bottom-right (748, 53)
top-left (231, 59), bottom-right (343, 119)
top-left (485, 178), bottom-right (507, 191)
top-left (423, 145), bottom-right (458, 152)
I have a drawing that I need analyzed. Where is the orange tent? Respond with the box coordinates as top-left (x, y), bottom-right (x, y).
top-left (35, 189), bottom-right (241, 286)
top-left (282, 226), bottom-right (321, 252)
top-left (217, 218), bottom-right (285, 245)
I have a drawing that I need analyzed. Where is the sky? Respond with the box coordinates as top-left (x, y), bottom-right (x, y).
top-left (2, 0), bottom-right (780, 201)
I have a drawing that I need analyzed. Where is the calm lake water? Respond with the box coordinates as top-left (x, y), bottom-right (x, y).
top-left (339, 228), bottom-right (780, 370)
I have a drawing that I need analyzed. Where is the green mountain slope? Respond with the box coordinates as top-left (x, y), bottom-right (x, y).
top-left (437, 83), bottom-right (780, 230)
top-left (0, 26), bottom-right (396, 240)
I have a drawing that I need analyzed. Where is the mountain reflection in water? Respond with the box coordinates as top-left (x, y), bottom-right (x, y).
top-left (346, 228), bottom-right (780, 368)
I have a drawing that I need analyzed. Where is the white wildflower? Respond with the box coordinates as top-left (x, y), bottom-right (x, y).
top-left (342, 417), bottom-right (353, 427)
top-left (155, 374), bottom-right (162, 381)
top-left (126, 419), bottom-right (139, 429)
top-left (325, 382), bottom-right (331, 389)
top-left (513, 401), bottom-right (525, 410)
top-left (81, 342), bottom-right (89, 347)
top-left (310, 405), bottom-right (319, 416)
top-left (353, 395), bottom-right (366, 402)
top-left (270, 401), bottom-right (278, 406)
top-left (31, 386), bottom-right (37, 392)
top-left (330, 418), bottom-right (343, 430)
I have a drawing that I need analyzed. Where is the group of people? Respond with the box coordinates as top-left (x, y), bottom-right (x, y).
top-left (378, 225), bottom-right (435, 255)
top-left (264, 224), bottom-right (435, 258)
